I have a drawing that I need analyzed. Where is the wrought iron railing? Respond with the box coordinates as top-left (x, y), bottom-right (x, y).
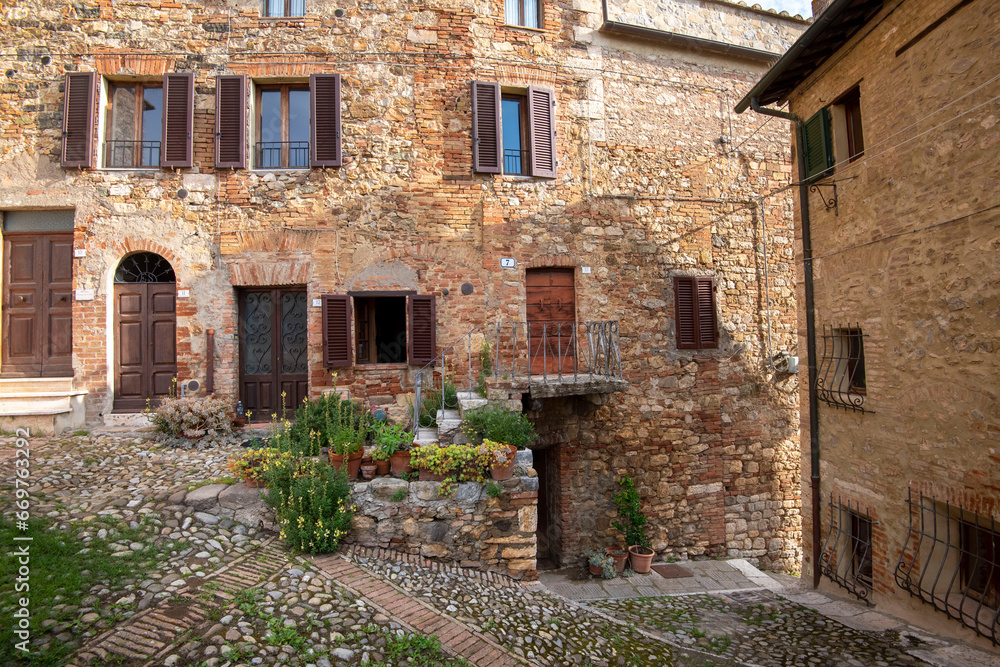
top-left (105, 140), bottom-right (160, 168)
top-left (504, 148), bottom-right (526, 175)
top-left (816, 324), bottom-right (871, 413)
top-left (820, 495), bottom-right (875, 605)
top-left (895, 489), bottom-right (1000, 645)
top-left (411, 320), bottom-right (624, 431)
top-left (256, 141), bottom-right (310, 169)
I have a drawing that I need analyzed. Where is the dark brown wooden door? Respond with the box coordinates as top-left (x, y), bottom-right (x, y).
top-left (239, 288), bottom-right (308, 419)
top-left (526, 268), bottom-right (575, 374)
top-left (2, 232), bottom-right (74, 377)
top-left (114, 283), bottom-right (176, 410)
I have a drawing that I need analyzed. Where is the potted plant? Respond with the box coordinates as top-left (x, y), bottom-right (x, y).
top-left (613, 476), bottom-right (654, 573)
top-left (372, 422), bottom-right (412, 476)
top-left (370, 447), bottom-right (391, 475)
top-left (229, 448), bottom-right (287, 488)
top-left (606, 547), bottom-right (629, 574)
top-left (410, 444), bottom-right (485, 496)
top-left (360, 459), bottom-right (377, 480)
top-left (326, 397), bottom-right (368, 480)
top-left (586, 549), bottom-right (616, 579)
top-left (480, 439), bottom-right (518, 480)
top-left (410, 443), bottom-right (449, 482)
top-left (328, 436), bottom-right (364, 479)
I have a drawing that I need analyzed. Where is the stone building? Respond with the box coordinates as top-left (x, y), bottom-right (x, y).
top-left (1, 0), bottom-right (807, 570)
top-left (737, 0), bottom-right (1000, 650)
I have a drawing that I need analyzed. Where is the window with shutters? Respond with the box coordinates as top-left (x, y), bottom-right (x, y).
top-left (472, 81), bottom-right (556, 178)
top-left (801, 107), bottom-right (833, 181)
top-left (263, 0), bottom-right (304, 17)
top-left (673, 276), bottom-right (718, 350)
top-left (505, 0), bottom-right (541, 29)
top-left (249, 75), bottom-right (341, 170)
top-left (322, 293), bottom-right (435, 368)
top-left (355, 296), bottom-right (407, 364)
top-left (104, 82), bottom-right (162, 168)
top-left (831, 86), bottom-right (864, 165)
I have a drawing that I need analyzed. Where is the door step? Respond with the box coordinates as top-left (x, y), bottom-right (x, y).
top-left (0, 378), bottom-right (86, 434)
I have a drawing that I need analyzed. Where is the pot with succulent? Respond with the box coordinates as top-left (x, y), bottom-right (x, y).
top-left (410, 443), bottom-right (484, 496)
top-left (480, 439), bottom-right (518, 480)
top-left (612, 476), bottom-right (654, 573)
top-left (461, 405), bottom-right (536, 480)
top-left (586, 549), bottom-right (616, 579)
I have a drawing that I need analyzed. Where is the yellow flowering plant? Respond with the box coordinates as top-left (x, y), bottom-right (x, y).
top-left (228, 448), bottom-right (292, 485)
top-left (265, 459), bottom-right (354, 553)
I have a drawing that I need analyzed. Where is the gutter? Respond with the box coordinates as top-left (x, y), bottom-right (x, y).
top-left (748, 96), bottom-right (823, 589)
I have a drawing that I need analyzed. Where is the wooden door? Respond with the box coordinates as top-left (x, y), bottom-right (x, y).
top-left (2, 232), bottom-right (74, 377)
top-left (114, 283), bottom-right (176, 411)
top-left (526, 268), bottom-right (575, 374)
top-left (239, 288), bottom-right (308, 419)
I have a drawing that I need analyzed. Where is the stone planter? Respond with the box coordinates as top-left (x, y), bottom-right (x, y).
top-left (628, 545), bottom-right (654, 573)
top-left (330, 449), bottom-right (363, 479)
top-left (390, 450), bottom-right (412, 476)
top-left (418, 469), bottom-right (446, 482)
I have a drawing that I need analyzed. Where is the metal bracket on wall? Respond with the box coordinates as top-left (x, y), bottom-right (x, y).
top-left (810, 182), bottom-right (838, 216)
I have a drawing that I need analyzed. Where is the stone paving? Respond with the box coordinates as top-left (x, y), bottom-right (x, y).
top-left (2, 432), bottom-right (999, 667)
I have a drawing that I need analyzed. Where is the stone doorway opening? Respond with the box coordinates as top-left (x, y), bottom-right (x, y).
top-left (534, 444), bottom-right (564, 568)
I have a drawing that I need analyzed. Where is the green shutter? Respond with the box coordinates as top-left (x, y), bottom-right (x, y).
top-left (801, 107), bottom-right (833, 180)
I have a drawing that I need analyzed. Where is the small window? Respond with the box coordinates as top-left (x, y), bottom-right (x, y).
top-left (832, 86), bottom-right (864, 164)
top-left (817, 325), bottom-right (868, 412)
top-left (502, 94), bottom-right (528, 175)
top-left (105, 82), bottom-right (162, 168)
top-left (264, 0), bottom-right (304, 17)
top-left (256, 84), bottom-right (311, 169)
top-left (673, 276), bottom-right (717, 350)
top-left (505, 0), bottom-right (540, 28)
top-left (820, 495), bottom-right (874, 604)
top-left (962, 521), bottom-right (1000, 608)
top-left (471, 81), bottom-right (556, 178)
top-left (851, 513), bottom-right (873, 589)
top-left (355, 296), bottom-right (407, 364)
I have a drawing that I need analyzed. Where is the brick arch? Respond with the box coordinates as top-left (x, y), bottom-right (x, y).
top-left (524, 255), bottom-right (580, 269)
top-left (110, 238), bottom-right (180, 286)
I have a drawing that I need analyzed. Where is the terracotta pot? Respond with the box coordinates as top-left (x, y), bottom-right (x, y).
top-left (490, 445), bottom-right (518, 480)
top-left (588, 562), bottom-right (603, 577)
top-left (418, 469), bottom-right (446, 482)
top-left (628, 545), bottom-right (654, 574)
top-left (232, 417), bottom-right (247, 428)
top-left (390, 450), bottom-right (413, 476)
top-left (329, 449), bottom-right (364, 479)
top-left (360, 463), bottom-right (377, 480)
top-left (375, 460), bottom-right (390, 475)
top-left (244, 477), bottom-right (263, 488)
top-left (606, 548), bottom-right (628, 574)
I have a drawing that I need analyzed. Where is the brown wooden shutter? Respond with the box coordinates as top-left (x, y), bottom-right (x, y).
top-left (61, 72), bottom-right (96, 168)
top-left (161, 72), bottom-right (194, 168)
top-left (322, 294), bottom-right (352, 367)
top-left (527, 86), bottom-right (556, 178)
top-left (674, 276), bottom-right (717, 349)
top-left (310, 73), bottom-right (342, 167)
top-left (471, 81), bottom-right (501, 174)
top-left (215, 75), bottom-right (246, 169)
top-left (408, 295), bottom-right (436, 365)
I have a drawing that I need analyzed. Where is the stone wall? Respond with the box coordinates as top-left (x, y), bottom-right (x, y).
top-left (347, 476), bottom-right (539, 580)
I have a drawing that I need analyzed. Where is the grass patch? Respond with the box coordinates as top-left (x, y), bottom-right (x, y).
top-left (0, 516), bottom-right (173, 665)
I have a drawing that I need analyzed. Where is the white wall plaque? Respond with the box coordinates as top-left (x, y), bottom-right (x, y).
top-left (581, 266), bottom-right (591, 274)
top-left (312, 298), bottom-right (322, 307)
top-left (500, 258), bottom-right (516, 268)
top-left (75, 288), bottom-right (95, 301)
top-left (73, 248), bottom-right (86, 258)
top-left (177, 289), bottom-right (190, 298)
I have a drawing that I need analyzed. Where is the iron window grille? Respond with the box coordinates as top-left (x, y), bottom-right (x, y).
top-left (816, 324), bottom-right (870, 413)
top-left (895, 489), bottom-right (1000, 645)
top-left (820, 495), bottom-right (875, 605)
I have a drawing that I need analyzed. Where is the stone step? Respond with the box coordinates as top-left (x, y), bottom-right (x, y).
top-left (413, 426), bottom-right (439, 446)
top-left (0, 376), bottom-right (75, 394)
top-left (458, 396), bottom-right (488, 417)
top-left (0, 387), bottom-right (87, 434)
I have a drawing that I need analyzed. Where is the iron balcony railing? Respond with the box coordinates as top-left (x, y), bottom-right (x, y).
top-left (256, 141), bottom-right (310, 169)
top-left (412, 320), bottom-right (623, 430)
top-left (503, 148), bottom-right (526, 175)
top-left (105, 140), bottom-right (160, 168)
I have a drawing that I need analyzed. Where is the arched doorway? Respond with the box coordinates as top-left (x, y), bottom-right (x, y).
top-left (113, 253), bottom-right (177, 411)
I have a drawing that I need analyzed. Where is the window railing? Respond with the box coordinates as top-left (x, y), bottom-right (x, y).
top-left (256, 141), bottom-right (310, 169)
top-left (104, 140), bottom-right (160, 168)
top-left (816, 324), bottom-right (871, 413)
top-left (504, 148), bottom-right (526, 175)
top-left (895, 489), bottom-right (1000, 645)
top-left (820, 495), bottom-right (875, 605)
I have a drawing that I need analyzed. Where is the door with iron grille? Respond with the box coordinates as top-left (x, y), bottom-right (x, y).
top-left (239, 288), bottom-right (308, 418)
top-left (526, 268), bottom-right (576, 374)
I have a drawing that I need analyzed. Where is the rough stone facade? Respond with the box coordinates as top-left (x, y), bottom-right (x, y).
top-left (348, 476), bottom-right (538, 580)
top-left (0, 0), bottom-right (806, 570)
top-left (770, 0), bottom-right (1000, 650)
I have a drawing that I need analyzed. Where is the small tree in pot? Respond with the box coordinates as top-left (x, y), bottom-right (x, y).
top-left (612, 476), bottom-right (654, 573)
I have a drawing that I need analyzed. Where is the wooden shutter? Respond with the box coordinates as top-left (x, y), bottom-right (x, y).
top-left (161, 72), bottom-right (194, 168)
top-left (61, 72), bottom-right (96, 168)
top-left (215, 75), bottom-right (246, 169)
top-left (471, 81), bottom-right (501, 174)
top-left (801, 107), bottom-right (833, 180)
top-left (527, 86), bottom-right (557, 178)
top-left (674, 276), bottom-right (716, 349)
top-left (310, 73), bottom-right (342, 167)
top-left (408, 295), bottom-right (436, 365)
top-left (322, 294), bottom-right (352, 367)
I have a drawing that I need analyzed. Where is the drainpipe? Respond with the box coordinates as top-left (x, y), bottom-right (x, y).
top-left (750, 98), bottom-right (822, 588)
top-left (206, 329), bottom-right (215, 395)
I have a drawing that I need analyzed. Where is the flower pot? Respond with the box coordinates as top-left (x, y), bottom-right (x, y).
top-left (390, 450), bottom-right (412, 476)
top-left (329, 449), bottom-right (364, 479)
top-left (375, 460), bottom-right (390, 475)
top-left (245, 477), bottom-right (263, 488)
top-left (628, 545), bottom-right (654, 574)
top-left (232, 417), bottom-right (247, 428)
top-left (360, 463), bottom-right (377, 480)
top-left (606, 548), bottom-right (628, 574)
top-left (490, 445), bottom-right (518, 480)
top-left (588, 562), bottom-right (603, 577)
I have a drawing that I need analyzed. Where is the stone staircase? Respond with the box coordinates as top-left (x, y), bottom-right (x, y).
top-left (413, 391), bottom-right (488, 445)
top-left (0, 377), bottom-right (87, 435)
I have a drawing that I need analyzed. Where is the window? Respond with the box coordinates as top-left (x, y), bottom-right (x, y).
top-left (962, 521), bottom-right (1000, 608)
top-left (817, 325), bottom-right (868, 412)
top-left (256, 84), bottom-right (310, 168)
top-left (820, 495), bottom-right (874, 604)
top-left (471, 81), bottom-right (556, 178)
top-left (264, 0), bottom-right (304, 17)
top-left (322, 293), bottom-right (436, 367)
top-left (673, 276), bottom-right (717, 350)
top-left (851, 513), bottom-right (874, 589)
top-left (105, 82), bottom-right (162, 168)
top-left (246, 74), bottom-right (341, 170)
top-left (832, 86), bottom-right (864, 164)
top-left (505, 0), bottom-right (540, 29)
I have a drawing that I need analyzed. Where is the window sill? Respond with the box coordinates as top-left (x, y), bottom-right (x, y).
top-left (354, 363), bottom-right (410, 371)
top-left (250, 168), bottom-right (311, 174)
top-left (101, 168), bottom-right (161, 173)
top-left (503, 23), bottom-right (546, 34)
top-left (258, 16), bottom-right (307, 21)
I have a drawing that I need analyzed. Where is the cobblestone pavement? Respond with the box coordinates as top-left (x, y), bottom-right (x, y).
top-left (2, 433), bottom-right (998, 667)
